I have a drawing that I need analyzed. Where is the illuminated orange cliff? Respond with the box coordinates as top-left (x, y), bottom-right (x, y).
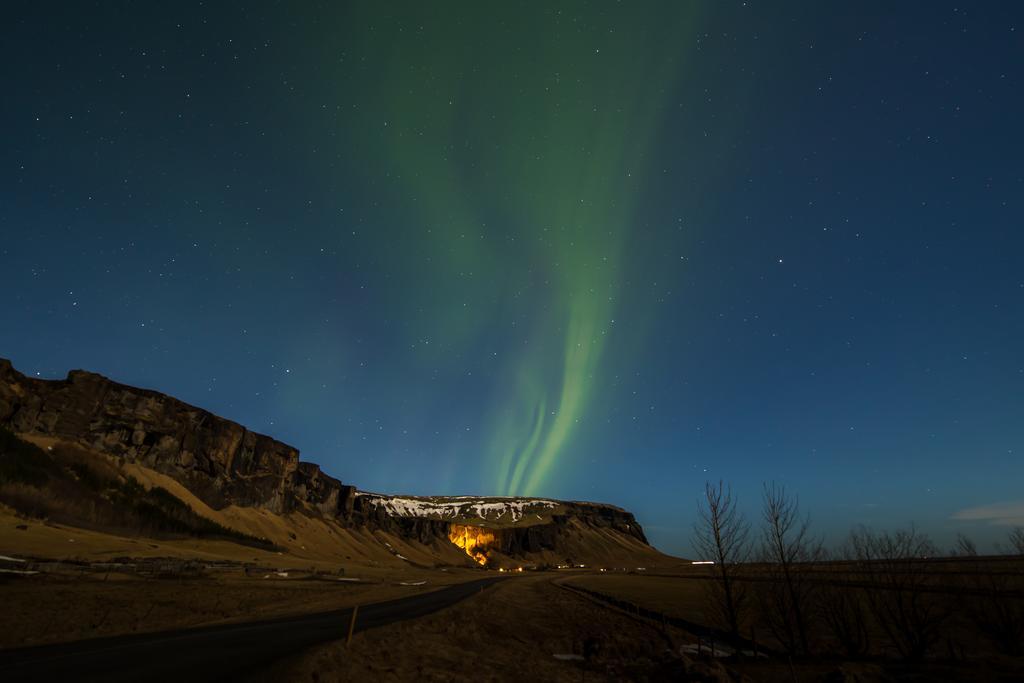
top-left (449, 524), bottom-right (497, 565)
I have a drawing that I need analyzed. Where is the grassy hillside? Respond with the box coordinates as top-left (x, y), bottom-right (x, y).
top-left (0, 427), bottom-right (276, 550)
top-left (1, 430), bottom-right (673, 572)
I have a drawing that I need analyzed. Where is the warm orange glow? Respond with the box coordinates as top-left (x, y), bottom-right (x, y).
top-left (448, 524), bottom-right (497, 565)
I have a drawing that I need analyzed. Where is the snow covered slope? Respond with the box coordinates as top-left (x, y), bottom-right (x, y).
top-left (354, 493), bottom-right (562, 526)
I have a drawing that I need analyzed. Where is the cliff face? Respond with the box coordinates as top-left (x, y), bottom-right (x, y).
top-left (0, 359), bottom-right (355, 516)
top-left (0, 358), bottom-right (654, 564)
top-left (353, 494), bottom-right (649, 564)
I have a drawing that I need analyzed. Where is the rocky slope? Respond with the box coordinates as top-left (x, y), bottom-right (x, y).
top-left (0, 358), bottom-right (659, 567)
top-left (0, 359), bottom-right (355, 517)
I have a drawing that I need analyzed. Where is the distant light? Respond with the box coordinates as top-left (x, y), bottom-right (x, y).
top-left (692, 560), bottom-right (715, 565)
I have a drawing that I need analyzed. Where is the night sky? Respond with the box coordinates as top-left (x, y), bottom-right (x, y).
top-left (2, 2), bottom-right (1022, 556)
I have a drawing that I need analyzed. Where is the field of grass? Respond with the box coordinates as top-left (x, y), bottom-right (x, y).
top-left (562, 573), bottom-right (712, 624)
top-left (263, 574), bottom-right (710, 682)
top-left (0, 428), bottom-right (495, 648)
top-left (0, 562), bottom-right (483, 649)
top-left (263, 571), bottom-right (1024, 683)
top-left (562, 563), bottom-right (1024, 678)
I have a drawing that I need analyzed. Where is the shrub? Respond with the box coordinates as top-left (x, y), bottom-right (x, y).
top-left (0, 427), bottom-right (63, 486)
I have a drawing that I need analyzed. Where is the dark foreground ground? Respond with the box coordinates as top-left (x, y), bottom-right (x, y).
top-left (0, 577), bottom-right (503, 682)
top-left (262, 574), bottom-right (1024, 683)
top-left (3, 572), bottom-right (1023, 682)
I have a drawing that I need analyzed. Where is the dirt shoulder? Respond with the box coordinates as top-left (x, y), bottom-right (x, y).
top-left (262, 573), bottom-right (736, 682)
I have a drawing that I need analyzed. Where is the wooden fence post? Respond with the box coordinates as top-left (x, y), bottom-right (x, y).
top-left (346, 605), bottom-right (359, 647)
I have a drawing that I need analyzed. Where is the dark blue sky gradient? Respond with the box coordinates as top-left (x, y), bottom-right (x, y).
top-left (1, 2), bottom-right (1022, 555)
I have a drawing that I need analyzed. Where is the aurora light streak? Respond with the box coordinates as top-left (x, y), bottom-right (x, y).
top-left (341, 4), bottom-right (697, 495)
top-left (4, 1), bottom-right (1023, 555)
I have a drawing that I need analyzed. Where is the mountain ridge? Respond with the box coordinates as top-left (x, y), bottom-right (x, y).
top-left (0, 357), bottom-right (661, 567)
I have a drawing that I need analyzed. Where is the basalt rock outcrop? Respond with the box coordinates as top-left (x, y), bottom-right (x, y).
top-left (0, 359), bottom-right (356, 516)
top-left (480, 504), bottom-right (648, 560)
top-left (501, 503), bottom-right (648, 553)
top-left (0, 358), bottom-right (655, 564)
top-left (352, 493), bottom-right (650, 564)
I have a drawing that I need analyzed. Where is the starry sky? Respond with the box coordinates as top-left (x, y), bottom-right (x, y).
top-left (2, 2), bottom-right (1022, 556)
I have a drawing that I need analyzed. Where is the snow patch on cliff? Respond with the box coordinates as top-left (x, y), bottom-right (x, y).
top-left (357, 493), bottom-right (558, 522)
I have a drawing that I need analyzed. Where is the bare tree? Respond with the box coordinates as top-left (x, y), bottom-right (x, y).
top-left (692, 480), bottom-right (750, 639)
top-left (816, 544), bottom-right (871, 657)
top-left (755, 482), bottom-right (822, 656)
top-left (1009, 527), bottom-right (1024, 555)
top-left (954, 532), bottom-right (1024, 656)
top-left (850, 526), bottom-right (949, 661)
top-left (951, 533), bottom-right (978, 557)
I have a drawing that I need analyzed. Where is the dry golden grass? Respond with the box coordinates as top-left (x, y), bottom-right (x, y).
top-left (263, 574), bottom-right (716, 683)
top-left (561, 567), bottom-right (1024, 681)
top-left (562, 573), bottom-right (712, 624)
top-left (275, 574), bottom-right (1022, 682)
top-left (262, 573), bottom-right (1024, 683)
top-left (0, 569), bottom-right (480, 649)
top-left (0, 499), bottom-right (492, 649)
top-left (4, 433), bottom-right (479, 571)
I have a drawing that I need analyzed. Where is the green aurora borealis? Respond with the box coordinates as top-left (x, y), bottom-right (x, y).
top-left (339, 5), bottom-right (697, 495)
top-left (7, 1), bottom-right (1024, 554)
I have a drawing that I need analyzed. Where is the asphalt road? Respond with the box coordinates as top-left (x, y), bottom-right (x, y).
top-left (0, 576), bottom-right (504, 682)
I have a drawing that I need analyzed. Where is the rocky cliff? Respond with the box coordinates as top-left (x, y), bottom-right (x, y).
top-left (0, 359), bottom-right (355, 517)
top-left (0, 358), bottom-right (654, 565)
top-left (352, 493), bottom-right (648, 564)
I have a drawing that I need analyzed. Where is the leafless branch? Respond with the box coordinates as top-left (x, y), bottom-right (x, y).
top-left (692, 480), bottom-right (751, 639)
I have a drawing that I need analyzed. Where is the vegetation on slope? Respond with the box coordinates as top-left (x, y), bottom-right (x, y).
top-left (0, 427), bottom-right (276, 550)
